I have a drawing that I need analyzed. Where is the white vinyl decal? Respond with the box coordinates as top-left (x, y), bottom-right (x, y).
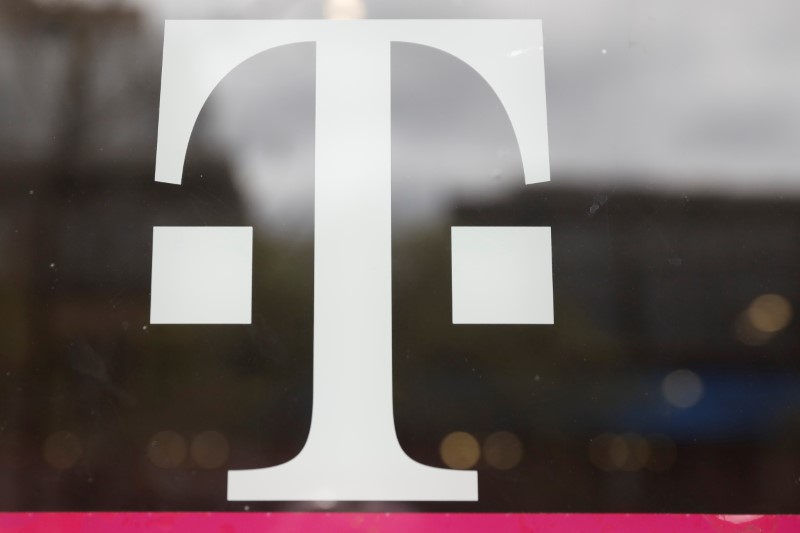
top-left (151, 227), bottom-right (253, 324)
top-left (451, 226), bottom-right (553, 325)
top-left (151, 20), bottom-right (551, 502)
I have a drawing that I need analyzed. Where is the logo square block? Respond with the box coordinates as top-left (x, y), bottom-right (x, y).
top-left (451, 226), bottom-right (553, 325)
top-left (150, 226), bottom-right (253, 324)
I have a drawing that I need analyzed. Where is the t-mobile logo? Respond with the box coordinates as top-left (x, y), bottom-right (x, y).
top-left (150, 20), bottom-right (552, 502)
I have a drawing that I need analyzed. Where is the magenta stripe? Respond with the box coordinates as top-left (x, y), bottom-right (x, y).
top-left (0, 513), bottom-right (793, 532)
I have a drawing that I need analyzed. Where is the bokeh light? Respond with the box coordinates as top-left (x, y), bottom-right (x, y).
top-left (190, 430), bottom-right (229, 469)
top-left (324, 0), bottom-right (365, 19)
top-left (661, 369), bottom-right (703, 408)
top-left (440, 431), bottom-right (480, 470)
top-left (483, 431), bottom-right (523, 470)
top-left (147, 430), bottom-right (187, 469)
top-left (590, 433), bottom-right (671, 473)
top-left (747, 294), bottom-right (792, 334)
top-left (735, 294), bottom-right (793, 346)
